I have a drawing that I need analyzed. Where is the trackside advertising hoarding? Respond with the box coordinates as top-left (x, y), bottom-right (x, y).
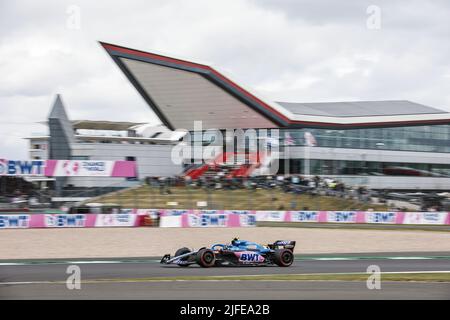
top-left (161, 210), bottom-right (450, 227)
top-left (255, 211), bottom-right (450, 225)
top-left (403, 212), bottom-right (448, 225)
top-left (161, 210), bottom-right (257, 227)
top-left (0, 159), bottom-right (45, 176)
top-left (0, 159), bottom-right (136, 177)
top-left (0, 213), bottom-right (140, 229)
top-left (0, 211), bottom-right (449, 229)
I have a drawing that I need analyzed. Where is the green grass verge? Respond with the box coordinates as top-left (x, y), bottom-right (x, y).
top-left (86, 272), bottom-right (450, 283)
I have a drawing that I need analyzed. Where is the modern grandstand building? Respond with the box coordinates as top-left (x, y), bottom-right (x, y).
top-left (26, 42), bottom-right (450, 191)
top-left (97, 42), bottom-right (450, 190)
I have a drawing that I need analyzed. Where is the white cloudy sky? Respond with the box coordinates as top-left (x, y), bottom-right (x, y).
top-left (1, 0), bottom-right (450, 158)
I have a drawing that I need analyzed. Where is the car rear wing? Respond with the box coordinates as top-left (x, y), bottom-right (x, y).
top-left (268, 240), bottom-right (296, 251)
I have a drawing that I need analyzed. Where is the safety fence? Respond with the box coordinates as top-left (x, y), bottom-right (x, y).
top-left (0, 210), bottom-right (449, 229)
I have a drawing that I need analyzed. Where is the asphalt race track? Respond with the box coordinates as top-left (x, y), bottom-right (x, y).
top-left (1, 252), bottom-right (449, 299)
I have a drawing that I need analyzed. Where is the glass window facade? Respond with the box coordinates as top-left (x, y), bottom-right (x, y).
top-left (278, 159), bottom-right (450, 177)
top-left (190, 125), bottom-right (450, 153)
top-left (187, 124), bottom-right (450, 177)
top-left (280, 124), bottom-right (450, 153)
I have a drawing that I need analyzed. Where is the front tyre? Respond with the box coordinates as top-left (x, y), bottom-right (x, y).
top-left (196, 248), bottom-right (216, 268)
top-left (273, 249), bottom-right (294, 267)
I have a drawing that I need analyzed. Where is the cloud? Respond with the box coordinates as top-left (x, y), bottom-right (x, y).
top-left (0, 0), bottom-right (449, 158)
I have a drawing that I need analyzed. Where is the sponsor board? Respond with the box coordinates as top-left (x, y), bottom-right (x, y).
top-left (365, 212), bottom-right (397, 224)
top-left (51, 160), bottom-right (114, 177)
top-left (159, 216), bottom-right (182, 228)
top-left (327, 211), bottom-right (357, 223)
top-left (238, 214), bottom-right (257, 227)
top-left (0, 159), bottom-right (45, 176)
top-left (0, 215), bottom-right (30, 228)
top-left (403, 212), bottom-right (448, 225)
top-left (255, 211), bottom-right (286, 222)
top-left (0, 211), bottom-right (448, 229)
top-left (164, 211), bottom-right (256, 227)
top-left (95, 214), bottom-right (137, 227)
top-left (187, 214), bottom-right (228, 227)
top-left (0, 159), bottom-right (136, 177)
top-left (290, 211), bottom-right (319, 222)
top-left (195, 210), bottom-right (220, 215)
top-left (163, 209), bottom-right (190, 216)
top-left (44, 214), bottom-right (86, 227)
top-left (227, 210), bottom-right (253, 215)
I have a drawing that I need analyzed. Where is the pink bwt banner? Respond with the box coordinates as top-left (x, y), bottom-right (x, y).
top-left (256, 211), bottom-right (450, 225)
top-left (0, 159), bottom-right (136, 177)
top-left (0, 213), bottom-right (141, 229)
top-left (44, 160), bottom-right (136, 177)
top-left (1, 211), bottom-right (449, 229)
top-left (159, 210), bottom-right (257, 227)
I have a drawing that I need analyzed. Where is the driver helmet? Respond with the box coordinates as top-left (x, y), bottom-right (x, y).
top-left (231, 237), bottom-right (239, 246)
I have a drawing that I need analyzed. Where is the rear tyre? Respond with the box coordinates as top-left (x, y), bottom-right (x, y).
top-left (273, 249), bottom-right (294, 267)
top-left (196, 249), bottom-right (216, 268)
top-left (175, 247), bottom-right (191, 267)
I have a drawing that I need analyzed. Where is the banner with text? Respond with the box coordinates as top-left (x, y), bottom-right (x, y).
top-left (255, 211), bottom-right (449, 225)
top-left (0, 159), bottom-right (136, 177)
top-left (1, 211), bottom-right (449, 229)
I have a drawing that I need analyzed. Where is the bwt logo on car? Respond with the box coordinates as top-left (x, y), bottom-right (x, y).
top-left (0, 215), bottom-right (30, 228)
top-left (0, 159), bottom-right (45, 176)
top-left (237, 252), bottom-right (264, 262)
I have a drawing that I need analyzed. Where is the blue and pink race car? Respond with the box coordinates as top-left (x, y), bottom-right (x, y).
top-left (160, 238), bottom-right (296, 267)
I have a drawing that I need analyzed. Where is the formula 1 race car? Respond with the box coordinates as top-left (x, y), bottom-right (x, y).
top-left (160, 238), bottom-right (296, 268)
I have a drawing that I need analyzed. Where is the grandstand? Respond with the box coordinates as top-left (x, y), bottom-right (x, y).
top-left (84, 176), bottom-right (390, 211)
